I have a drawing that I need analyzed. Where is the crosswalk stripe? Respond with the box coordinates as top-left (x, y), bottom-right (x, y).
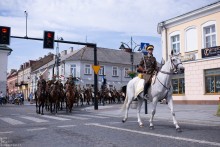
top-left (96, 114), bottom-right (122, 118)
top-left (27, 128), bottom-right (47, 131)
top-left (76, 114), bottom-right (108, 119)
top-left (0, 117), bottom-right (25, 125)
top-left (59, 115), bottom-right (90, 120)
top-left (40, 115), bottom-right (71, 121)
top-left (0, 131), bottom-right (13, 134)
top-left (20, 116), bottom-right (49, 123)
top-left (57, 125), bottom-right (76, 128)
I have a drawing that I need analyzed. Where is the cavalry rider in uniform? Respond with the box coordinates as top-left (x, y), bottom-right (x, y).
top-left (137, 45), bottom-right (157, 98)
top-left (65, 75), bottom-right (75, 87)
top-left (37, 74), bottom-right (47, 94)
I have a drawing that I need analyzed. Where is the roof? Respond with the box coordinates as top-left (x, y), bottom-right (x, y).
top-left (157, 1), bottom-right (220, 34)
top-left (65, 46), bottom-right (142, 65)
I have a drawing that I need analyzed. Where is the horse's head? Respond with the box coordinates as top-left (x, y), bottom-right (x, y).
top-left (170, 51), bottom-right (184, 74)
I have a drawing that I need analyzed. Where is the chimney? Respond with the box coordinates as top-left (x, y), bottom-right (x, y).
top-left (61, 50), bottom-right (67, 56)
top-left (69, 47), bottom-right (74, 53)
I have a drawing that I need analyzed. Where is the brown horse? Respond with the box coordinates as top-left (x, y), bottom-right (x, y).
top-left (50, 82), bottom-right (60, 113)
top-left (65, 84), bottom-right (75, 113)
top-left (35, 79), bottom-right (47, 115)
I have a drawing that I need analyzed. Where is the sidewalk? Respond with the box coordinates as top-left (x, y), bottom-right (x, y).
top-left (84, 103), bottom-right (220, 126)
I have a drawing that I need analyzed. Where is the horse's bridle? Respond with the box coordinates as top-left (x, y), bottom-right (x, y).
top-left (160, 56), bottom-right (183, 75)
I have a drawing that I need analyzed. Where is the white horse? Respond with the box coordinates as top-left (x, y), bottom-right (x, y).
top-left (122, 51), bottom-right (184, 132)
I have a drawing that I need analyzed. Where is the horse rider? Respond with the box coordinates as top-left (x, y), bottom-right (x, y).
top-left (137, 45), bottom-right (157, 98)
top-left (65, 75), bottom-right (75, 87)
top-left (37, 75), bottom-right (46, 90)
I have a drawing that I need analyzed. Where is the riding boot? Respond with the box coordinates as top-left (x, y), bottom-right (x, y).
top-left (143, 83), bottom-right (149, 99)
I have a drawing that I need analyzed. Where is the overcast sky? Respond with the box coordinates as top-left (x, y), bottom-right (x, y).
top-left (0, 0), bottom-right (218, 71)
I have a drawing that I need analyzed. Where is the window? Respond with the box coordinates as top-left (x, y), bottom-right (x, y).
top-left (112, 66), bottom-right (118, 76)
top-left (70, 64), bottom-right (76, 77)
top-left (84, 64), bottom-right (91, 75)
top-left (61, 65), bottom-right (64, 75)
top-left (99, 66), bottom-right (105, 75)
top-left (172, 74), bottom-right (185, 95)
top-left (205, 68), bottom-right (220, 94)
top-left (185, 27), bottom-right (197, 52)
top-left (124, 68), bottom-right (129, 77)
top-left (204, 25), bottom-right (216, 48)
top-left (171, 35), bottom-right (180, 53)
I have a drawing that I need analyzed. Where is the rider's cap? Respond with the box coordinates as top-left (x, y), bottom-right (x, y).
top-left (146, 45), bottom-right (154, 50)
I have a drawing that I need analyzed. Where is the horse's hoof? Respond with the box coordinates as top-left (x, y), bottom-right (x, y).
top-left (149, 126), bottom-right (154, 130)
top-left (139, 124), bottom-right (144, 127)
top-left (176, 128), bottom-right (182, 132)
top-left (122, 120), bottom-right (126, 123)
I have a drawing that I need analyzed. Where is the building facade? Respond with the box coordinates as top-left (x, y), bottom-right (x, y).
top-left (7, 69), bottom-right (18, 94)
top-left (157, 1), bottom-right (220, 104)
top-left (0, 45), bottom-right (12, 96)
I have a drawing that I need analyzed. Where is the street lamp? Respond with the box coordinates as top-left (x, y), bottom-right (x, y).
top-left (119, 37), bottom-right (141, 73)
top-left (24, 10), bottom-right (28, 38)
top-left (56, 37), bottom-right (63, 78)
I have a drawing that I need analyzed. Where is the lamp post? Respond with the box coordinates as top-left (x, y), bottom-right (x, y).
top-left (56, 37), bottom-right (63, 78)
top-left (24, 10), bottom-right (28, 38)
top-left (119, 37), bottom-right (141, 74)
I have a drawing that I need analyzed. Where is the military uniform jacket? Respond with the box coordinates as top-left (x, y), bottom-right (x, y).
top-left (139, 54), bottom-right (157, 74)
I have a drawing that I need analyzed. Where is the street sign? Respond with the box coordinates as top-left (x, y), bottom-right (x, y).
top-left (141, 42), bottom-right (149, 55)
top-left (92, 65), bottom-right (101, 75)
top-left (140, 42), bottom-right (149, 50)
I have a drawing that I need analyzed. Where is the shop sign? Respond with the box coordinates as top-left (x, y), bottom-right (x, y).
top-left (201, 46), bottom-right (220, 58)
top-left (181, 53), bottom-right (196, 62)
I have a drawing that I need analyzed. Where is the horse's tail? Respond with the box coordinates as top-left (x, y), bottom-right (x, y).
top-left (121, 93), bottom-right (128, 111)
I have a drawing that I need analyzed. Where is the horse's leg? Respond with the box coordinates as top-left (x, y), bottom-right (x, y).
top-left (41, 102), bottom-right (44, 115)
top-left (149, 98), bottom-right (158, 129)
top-left (122, 96), bottom-right (133, 123)
top-left (137, 98), bottom-right (144, 127)
top-left (167, 96), bottom-right (182, 132)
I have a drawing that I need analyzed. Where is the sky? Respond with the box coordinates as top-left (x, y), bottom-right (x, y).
top-left (0, 0), bottom-right (218, 72)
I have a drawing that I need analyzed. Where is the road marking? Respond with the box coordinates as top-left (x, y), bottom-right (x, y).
top-left (0, 117), bottom-right (25, 125)
top-left (76, 114), bottom-right (108, 119)
top-left (57, 125), bottom-right (76, 128)
top-left (86, 123), bottom-right (220, 146)
top-left (59, 115), bottom-right (90, 120)
top-left (10, 114), bottom-right (20, 116)
top-left (20, 116), bottom-right (49, 123)
top-left (96, 114), bottom-right (121, 118)
top-left (27, 128), bottom-right (47, 131)
top-left (40, 115), bottom-right (71, 121)
top-left (0, 131), bottom-right (13, 134)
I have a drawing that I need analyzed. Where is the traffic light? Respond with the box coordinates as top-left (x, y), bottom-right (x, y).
top-left (57, 57), bottom-right (61, 66)
top-left (43, 31), bottom-right (55, 49)
top-left (0, 26), bottom-right (10, 45)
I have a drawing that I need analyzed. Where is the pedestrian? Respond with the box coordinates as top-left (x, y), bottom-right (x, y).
top-left (29, 92), bottom-right (34, 104)
top-left (0, 91), bottom-right (3, 105)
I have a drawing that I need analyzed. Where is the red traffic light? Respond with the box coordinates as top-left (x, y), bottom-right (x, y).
top-left (2, 28), bottom-right (8, 33)
top-left (47, 33), bottom-right (52, 38)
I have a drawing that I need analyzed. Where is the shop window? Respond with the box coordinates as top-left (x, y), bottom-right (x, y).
top-left (172, 74), bottom-right (185, 95)
top-left (205, 68), bottom-right (220, 94)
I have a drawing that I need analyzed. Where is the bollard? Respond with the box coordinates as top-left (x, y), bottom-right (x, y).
top-left (217, 97), bottom-right (220, 116)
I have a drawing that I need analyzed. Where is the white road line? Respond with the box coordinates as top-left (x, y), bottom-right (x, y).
top-left (0, 131), bottom-right (13, 134)
top-left (0, 117), bottom-right (25, 125)
top-left (57, 125), bottom-right (76, 128)
top-left (40, 115), bottom-right (71, 121)
top-left (27, 128), bottom-right (47, 131)
top-left (86, 123), bottom-right (220, 147)
top-left (96, 114), bottom-right (121, 118)
top-left (20, 116), bottom-right (49, 123)
top-left (59, 115), bottom-right (90, 120)
top-left (10, 114), bottom-right (20, 116)
top-left (76, 114), bottom-right (108, 119)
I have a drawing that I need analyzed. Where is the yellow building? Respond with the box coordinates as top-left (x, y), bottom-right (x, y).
top-left (157, 1), bottom-right (220, 104)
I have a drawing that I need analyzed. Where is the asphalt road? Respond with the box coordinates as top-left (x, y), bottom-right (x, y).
top-left (0, 104), bottom-right (220, 147)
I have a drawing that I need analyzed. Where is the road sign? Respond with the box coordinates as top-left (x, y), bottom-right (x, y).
top-left (140, 42), bottom-right (149, 50)
top-left (92, 65), bottom-right (101, 75)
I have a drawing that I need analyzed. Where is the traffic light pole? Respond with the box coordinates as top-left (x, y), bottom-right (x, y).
top-left (10, 35), bottom-right (99, 110)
